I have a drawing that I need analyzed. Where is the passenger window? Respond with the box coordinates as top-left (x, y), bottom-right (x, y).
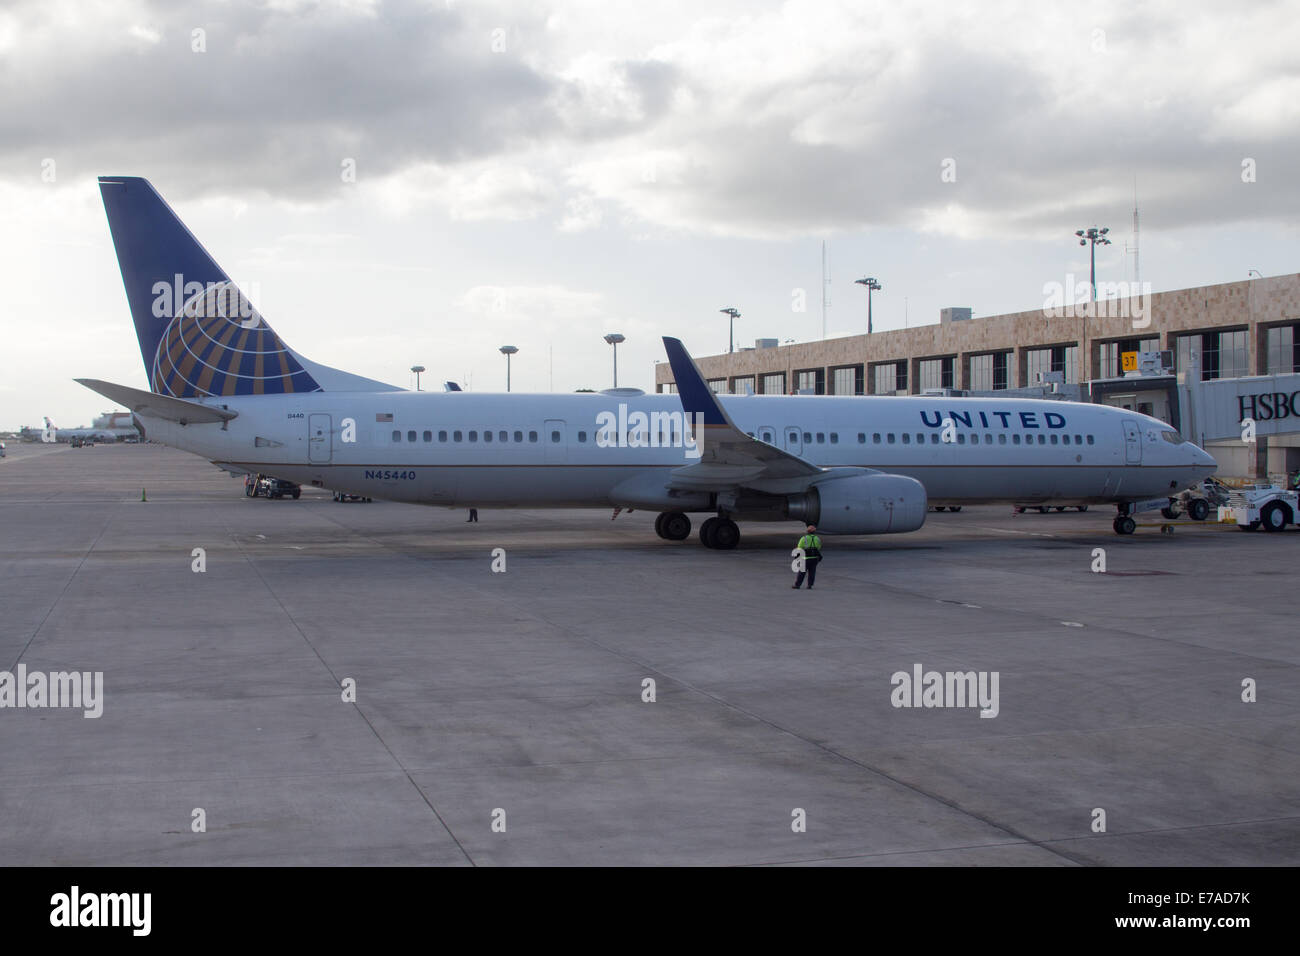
top-left (872, 433), bottom-right (881, 443)
top-left (902, 433), bottom-right (911, 444)
top-left (858, 433), bottom-right (866, 444)
top-left (438, 430), bottom-right (447, 442)
top-left (816, 433), bottom-right (825, 443)
top-left (514, 431), bottom-right (523, 442)
top-left (392, 430), bottom-right (401, 442)
top-left (423, 430), bottom-right (432, 442)
top-left (1050, 434), bottom-right (1058, 445)
top-left (1074, 434), bottom-right (1082, 444)
top-left (957, 434), bottom-right (966, 444)
top-left (998, 433), bottom-right (1007, 444)
top-left (1062, 434), bottom-right (1070, 445)
top-left (578, 430), bottom-right (587, 442)
top-left (1013, 434), bottom-right (1021, 445)
top-left (469, 430), bottom-right (478, 442)
top-left (407, 430), bottom-right (416, 442)
top-left (550, 430), bottom-right (560, 443)
top-left (499, 431), bottom-right (507, 442)
top-left (803, 432), bottom-right (812, 443)
top-left (887, 433), bottom-right (896, 444)
top-left (930, 434), bottom-right (939, 444)
top-left (984, 434), bottom-right (992, 444)
top-left (454, 430), bottom-right (463, 442)
top-left (484, 430), bottom-right (493, 443)
top-left (830, 433), bottom-right (838, 444)
top-left (1087, 434), bottom-right (1095, 445)
top-left (529, 431), bottom-right (538, 442)
top-left (1037, 434), bottom-right (1046, 445)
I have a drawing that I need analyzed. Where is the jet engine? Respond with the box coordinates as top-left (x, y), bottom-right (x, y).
top-left (786, 472), bottom-right (928, 534)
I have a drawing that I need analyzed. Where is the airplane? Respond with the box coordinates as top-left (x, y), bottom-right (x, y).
top-left (79, 175), bottom-right (1217, 546)
top-left (19, 413), bottom-right (139, 444)
top-left (18, 417), bottom-right (57, 443)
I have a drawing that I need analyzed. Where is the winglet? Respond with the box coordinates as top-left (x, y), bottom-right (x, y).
top-left (662, 337), bottom-right (732, 427)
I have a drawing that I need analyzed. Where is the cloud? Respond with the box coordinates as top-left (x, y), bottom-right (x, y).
top-left (5, 0), bottom-right (1294, 240)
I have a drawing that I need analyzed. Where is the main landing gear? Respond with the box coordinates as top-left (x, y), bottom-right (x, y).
top-left (654, 511), bottom-right (692, 541)
top-left (698, 515), bottom-right (740, 550)
top-left (653, 511), bottom-right (740, 549)
top-left (1112, 503), bottom-right (1136, 535)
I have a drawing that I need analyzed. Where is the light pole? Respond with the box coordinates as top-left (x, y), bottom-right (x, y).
top-left (1075, 226), bottom-right (1111, 300)
top-left (720, 308), bottom-right (740, 353)
top-left (603, 333), bottom-right (625, 387)
top-left (854, 277), bottom-right (881, 334)
top-left (499, 345), bottom-right (518, 392)
top-left (410, 365), bottom-right (425, 391)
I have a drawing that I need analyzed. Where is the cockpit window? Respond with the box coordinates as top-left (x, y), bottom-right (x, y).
top-left (1161, 430), bottom-right (1185, 444)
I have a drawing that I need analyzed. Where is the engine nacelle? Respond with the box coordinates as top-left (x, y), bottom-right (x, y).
top-left (787, 473), bottom-right (928, 534)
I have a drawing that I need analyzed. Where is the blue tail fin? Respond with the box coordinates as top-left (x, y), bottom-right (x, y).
top-left (98, 176), bottom-right (321, 398)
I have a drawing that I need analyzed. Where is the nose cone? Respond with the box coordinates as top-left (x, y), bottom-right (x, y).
top-left (1193, 444), bottom-right (1218, 477)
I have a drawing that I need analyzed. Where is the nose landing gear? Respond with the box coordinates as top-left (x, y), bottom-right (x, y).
top-left (1113, 503), bottom-right (1136, 535)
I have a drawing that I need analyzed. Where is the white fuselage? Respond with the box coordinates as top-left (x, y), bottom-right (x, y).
top-left (136, 391), bottom-right (1216, 510)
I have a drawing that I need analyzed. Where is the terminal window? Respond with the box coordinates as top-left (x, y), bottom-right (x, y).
top-left (918, 357), bottom-right (954, 391)
top-left (1181, 330), bottom-right (1248, 380)
top-left (795, 369), bottom-right (824, 394)
top-left (873, 362), bottom-right (906, 395)
top-left (831, 365), bottom-right (864, 396)
top-left (969, 352), bottom-right (1010, 391)
top-left (1100, 338), bottom-right (1159, 378)
top-left (1267, 324), bottom-right (1300, 374)
top-left (1027, 345), bottom-right (1079, 384)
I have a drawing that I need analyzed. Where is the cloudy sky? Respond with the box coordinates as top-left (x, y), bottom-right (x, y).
top-left (2, 0), bottom-right (1298, 428)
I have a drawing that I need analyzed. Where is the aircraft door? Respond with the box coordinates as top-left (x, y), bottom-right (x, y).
top-left (785, 426), bottom-right (802, 456)
top-left (1122, 420), bottom-right (1141, 465)
top-left (308, 414), bottom-right (332, 463)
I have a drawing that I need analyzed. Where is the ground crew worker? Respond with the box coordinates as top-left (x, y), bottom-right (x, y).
top-left (792, 524), bottom-right (822, 589)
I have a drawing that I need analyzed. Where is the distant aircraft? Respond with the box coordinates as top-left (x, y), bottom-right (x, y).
top-left (20, 412), bottom-right (138, 443)
top-left (18, 417), bottom-right (57, 443)
top-left (80, 176), bottom-right (1216, 545)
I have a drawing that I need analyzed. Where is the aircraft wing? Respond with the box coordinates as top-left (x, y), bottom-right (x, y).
top-left (75, 378), bottom-right (238, 425)
top-left (662, 337), bottom-right (824, 488)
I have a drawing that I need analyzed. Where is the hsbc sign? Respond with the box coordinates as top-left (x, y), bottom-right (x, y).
top-left (1238, 390), bottom-right (1300, 422)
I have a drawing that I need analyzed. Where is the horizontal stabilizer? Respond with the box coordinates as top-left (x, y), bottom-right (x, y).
top-left (75, 378), bottom-right (237, 424)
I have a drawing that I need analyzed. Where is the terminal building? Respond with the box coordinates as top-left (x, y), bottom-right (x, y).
top-left (654, 273), bottom-right (1300, 481)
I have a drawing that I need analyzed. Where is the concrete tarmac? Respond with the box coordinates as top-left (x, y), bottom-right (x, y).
top-left (1, 442), bottom-right (1297, 865)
